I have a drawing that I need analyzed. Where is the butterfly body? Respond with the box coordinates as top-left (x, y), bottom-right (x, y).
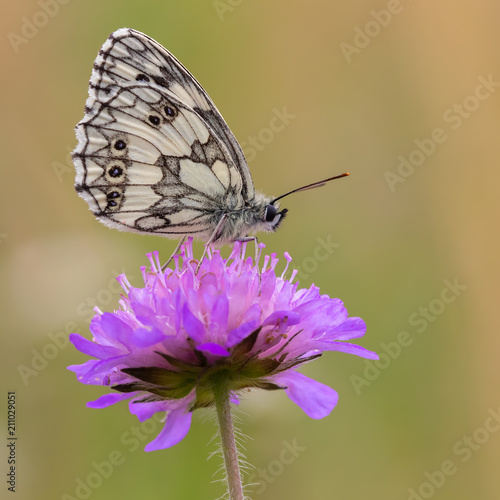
top-left (73, 28), bottom-right (286, 245)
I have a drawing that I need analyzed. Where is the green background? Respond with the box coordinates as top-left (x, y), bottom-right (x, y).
top-left (1, 1), bottom-right (499, 499)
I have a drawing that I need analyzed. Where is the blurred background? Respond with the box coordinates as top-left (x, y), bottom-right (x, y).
top-left (1, 1), bottom-right (499, 499)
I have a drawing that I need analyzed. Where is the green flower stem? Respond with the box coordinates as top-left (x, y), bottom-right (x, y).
top-left (213, 379), bottom-right (245, 500)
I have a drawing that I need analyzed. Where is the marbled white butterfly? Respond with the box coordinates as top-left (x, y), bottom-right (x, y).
top-left (73, 28), bottom-right (347, 254)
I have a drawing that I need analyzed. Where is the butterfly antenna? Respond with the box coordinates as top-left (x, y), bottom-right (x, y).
top-left (270, 172), bottom-right (350, 205)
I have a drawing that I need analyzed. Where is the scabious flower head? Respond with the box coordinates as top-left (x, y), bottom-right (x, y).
top-left (68, 239), bottom-right (378, 451)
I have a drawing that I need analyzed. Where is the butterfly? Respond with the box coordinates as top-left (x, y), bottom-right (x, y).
top-left (73, 28), bottom-right (348, 258)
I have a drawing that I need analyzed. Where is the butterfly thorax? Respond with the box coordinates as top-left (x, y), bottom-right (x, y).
top-left (208, 192), bottom-right (286, 245)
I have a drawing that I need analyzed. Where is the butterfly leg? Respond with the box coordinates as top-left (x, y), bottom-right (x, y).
top-left (235, 236), bottom-right (261, 281)
top-left (235, 236), bottom-right (259, 262)
top-left (161, 236), bottom-right (187, 271)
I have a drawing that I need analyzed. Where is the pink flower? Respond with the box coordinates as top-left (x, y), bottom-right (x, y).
top-left (68, 239), bottom-right (377, 451)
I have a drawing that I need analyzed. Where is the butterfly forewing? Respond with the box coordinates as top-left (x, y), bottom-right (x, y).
top-left (74, 28), bottom-right (255, 239)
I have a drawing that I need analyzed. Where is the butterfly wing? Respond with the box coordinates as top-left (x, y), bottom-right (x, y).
top-left (73, 28), bottom-right (254, 238)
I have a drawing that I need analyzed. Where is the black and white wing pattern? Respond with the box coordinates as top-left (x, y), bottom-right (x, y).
top-left (73, 28), bottom-right (257, 239)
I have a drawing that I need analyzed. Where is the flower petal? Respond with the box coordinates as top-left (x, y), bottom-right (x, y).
top-left (322, 317), bottom-right (366, 341)
top-left (316, 341), bottom-right (379, 359)
top-left (196, 342), bottom-right (230, 357)
top-left (182, 303), bottom-right (205, 342)
top-left (295, 299), bottom-right (347, 338)
top-left (144, 409), bottom-right (192, 451)
top-left (67, 359), bottom-right (107, 384)
top-left (226, 319), bottom-right (260, 348)
top-left (87, 392), bottom-right (132, 409)
top-left (130, 326), bottom-right (166, 347)
top-left (99, 313), bottom-right (134, 348)
top-left (263, 310), bottom-right (300, 328)
top-left (208, 294), bottom-right (229, 342)
top-left (273, 371), bottom-right (339, 419)
top-left (69, 333), bottom-right (123, 359)
top-left (129, 400), bottom-right (166, 422)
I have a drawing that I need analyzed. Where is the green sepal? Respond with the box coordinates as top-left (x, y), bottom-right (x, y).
top-left (230, 327), bottom-right (262, 361)
top-left (121, 366), bottom-right (195, 390)
top-left (239, 358), bottom-right (280, 378)
top-left (154, 351), bottom-right (200, 372)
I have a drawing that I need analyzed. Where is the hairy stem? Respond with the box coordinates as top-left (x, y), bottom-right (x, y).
top-left (213, 381), bottom-right (244, 500)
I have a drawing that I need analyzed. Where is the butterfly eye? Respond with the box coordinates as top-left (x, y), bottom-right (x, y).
top-left (164, 105), bottom-right (177, 120)
top-left (113, 139), bottom-right (127, 151)
top-left (264, 204), bottom-right (278, 222)
top-left (136, 74), bottom-right (150, 82)
top-left (148, 115), bottom-right (161, 126)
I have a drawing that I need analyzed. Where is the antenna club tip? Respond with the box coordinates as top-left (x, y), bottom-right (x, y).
top-left (344, 172), bottom-right (350, 176)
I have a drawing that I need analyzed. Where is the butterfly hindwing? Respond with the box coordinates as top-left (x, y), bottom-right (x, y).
top-left (74, 28), bottom-right (255, 238)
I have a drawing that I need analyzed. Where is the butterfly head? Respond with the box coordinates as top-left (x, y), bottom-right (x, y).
top-left (263, 202), bottom-right (288, 231)
top-left (244, 193), bottom-right (288, 236)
